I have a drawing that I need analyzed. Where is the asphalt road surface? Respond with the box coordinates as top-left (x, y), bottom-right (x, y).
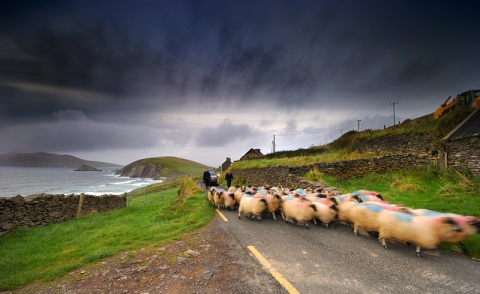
top-left (214, 206), bottom-right (480, 294)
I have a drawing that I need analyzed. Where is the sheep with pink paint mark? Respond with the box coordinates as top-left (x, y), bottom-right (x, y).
top-left (312, 202), bottom-right (339, 228)
top-left (377, 210), bottom-right (463, 258)
top-left (406, 208), bottom-right (480, 254)
top-left (281, 198), bottom-right (317, 229)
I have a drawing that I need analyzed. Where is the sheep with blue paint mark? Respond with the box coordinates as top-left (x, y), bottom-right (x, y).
top-left (406, 208), bottom-right (480, 254)
top-left (238, 195), bottom-right (268, 221)
top-left (339, 202), bottom-right (409, 236)
top-left (377, 210), bottom-right (463, 257)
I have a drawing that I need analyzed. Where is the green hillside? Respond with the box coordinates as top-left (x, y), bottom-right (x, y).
top-left (0, 152), bottom-right (122, 168)
top-left (117, 156), bottom-right (209, 179)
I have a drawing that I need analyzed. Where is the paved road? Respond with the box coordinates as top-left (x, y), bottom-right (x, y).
top-left (214, 206), bottom-right (480, 294)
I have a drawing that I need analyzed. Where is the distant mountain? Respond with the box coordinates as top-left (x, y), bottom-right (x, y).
top-left (115, 156), bottom-right (208, 180)
top-left (0, 152), bottom-right (122, 168)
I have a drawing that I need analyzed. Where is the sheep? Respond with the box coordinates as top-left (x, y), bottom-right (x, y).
top-left (213, 189), bottom-right (226, 209)
top-left (281, 198), bottom-right (317, 229)
top-left (312, 202), bottom-right (339, 228)
top-left (351, 190), bottom-right (383, 199)
top-left (335, 194), bottom-right (363, 224)
top-left (207, 187), bottom-right (217, 205)
top-left (339, 202), bottom-right (409, 236)
top-left (441, 216), bottom-right (480, 254)
top-left (223, 191), bottom-right (236, 210)
top-left (262, 193), bottom-right (283, 220)
top-left (234, 187), bottom-right (248, 208)
top-left (359, 195), bottom-right (386, 203)
top-left (406, 209), bottom-right (480, 255)
top-left (377, 210), bottom-right (462, 257)
top-left (238, 196), bottom-right (268, 221)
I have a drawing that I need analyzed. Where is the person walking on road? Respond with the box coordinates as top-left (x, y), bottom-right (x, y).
top-left (225, 168), bottom-right (234, 189)
top-left (203, 168), bottom-right (211, 190)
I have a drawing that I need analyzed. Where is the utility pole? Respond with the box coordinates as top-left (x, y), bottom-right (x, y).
top-left (272, 135), bottom-right (276, 153)
top-left (389, 102), bottom-right (399, 126)
top-left (357, 120), bottom-right (361, 132)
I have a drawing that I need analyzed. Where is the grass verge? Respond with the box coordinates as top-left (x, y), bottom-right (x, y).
top-left (306, 166), bottom-right (480, 258)
top-left (0, 178), bottom-right (215, 291)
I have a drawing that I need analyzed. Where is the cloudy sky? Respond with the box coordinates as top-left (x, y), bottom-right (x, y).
top-left (1, 0), bottom-right (479, 167)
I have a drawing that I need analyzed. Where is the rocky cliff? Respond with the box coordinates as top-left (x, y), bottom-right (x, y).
top-left (115, 162), bottom-right (165, 180)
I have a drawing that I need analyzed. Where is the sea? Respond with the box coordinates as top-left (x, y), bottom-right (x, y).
top-left (0, 166), bottom-right (162, 198)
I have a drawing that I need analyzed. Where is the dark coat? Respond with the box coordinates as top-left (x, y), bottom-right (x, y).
top-left (203, 170), bottom-right (211, 183)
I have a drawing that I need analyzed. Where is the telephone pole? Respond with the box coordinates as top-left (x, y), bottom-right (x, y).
top-left (389, 102), bottom-right (399, 126)
top-left (272, 135), bottom-right (276, 153)
top-left (357, 120), bottom-right (361, 132)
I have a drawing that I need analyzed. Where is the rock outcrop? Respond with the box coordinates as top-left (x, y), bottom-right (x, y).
top-left (74, 164), bottom-right (102, 171)
top-left (115, 162), bottom-right (164, 180)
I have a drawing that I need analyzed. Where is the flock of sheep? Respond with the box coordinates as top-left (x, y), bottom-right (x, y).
top-left (207, 185), bottom-right (480, 258)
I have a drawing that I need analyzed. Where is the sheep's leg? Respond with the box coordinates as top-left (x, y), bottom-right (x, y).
top-left (380, 237), bottom-right (389, 250)
top-left (272, 212), bottom-right (276, 220)
top-left (416, 246), bottom-right (423, 258)
top-left (353, 224), bottom-right (359, 236)
top-left (459, 242), bottom-right (469, 255)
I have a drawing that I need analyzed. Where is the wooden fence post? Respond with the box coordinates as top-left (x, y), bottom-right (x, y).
top-left (76, 193), bottom-right (85, 219)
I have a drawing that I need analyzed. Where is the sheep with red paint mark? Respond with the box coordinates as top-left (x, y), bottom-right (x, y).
top-left (377, 210), bottom-right (463, 257)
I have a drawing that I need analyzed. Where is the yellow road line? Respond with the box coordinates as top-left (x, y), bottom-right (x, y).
top-left (247, 246), bottom-right (300, 294)
top-left (216, 209), bottom-right (228, 222)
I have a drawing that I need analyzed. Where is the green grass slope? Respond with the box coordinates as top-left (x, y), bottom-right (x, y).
top-left (0, 178), bottom-right (215, 291)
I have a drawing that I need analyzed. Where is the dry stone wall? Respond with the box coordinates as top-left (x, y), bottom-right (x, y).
top-left (0, 193), bottom-right (126, 236)
top-left (353, 135), bottom-right (435, 155)
top-left (443, 137), bottom-right (480, 177)
top-left (234, 154), bottom-right (430, 189)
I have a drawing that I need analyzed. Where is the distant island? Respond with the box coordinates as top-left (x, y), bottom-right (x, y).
top-left (0, 152), bottom-right (122, 168)
top-left (74, 164), bottom-right (102, 171)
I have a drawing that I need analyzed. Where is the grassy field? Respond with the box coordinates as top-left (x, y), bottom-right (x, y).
top-left (305, 165), bottom-right (480, 258)
top-left (0, 178), bottom-right (215, 291)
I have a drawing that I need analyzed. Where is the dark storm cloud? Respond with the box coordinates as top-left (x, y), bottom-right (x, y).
top-left (195, 119), bottom-right (261, 147)
top-left (1, 0), bottom-right (479, 165)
